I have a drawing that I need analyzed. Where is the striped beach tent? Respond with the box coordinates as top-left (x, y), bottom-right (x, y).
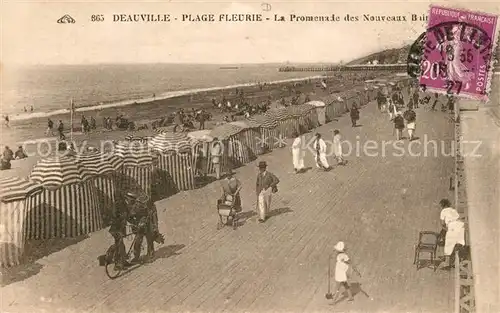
top-left (210, 123), bottom-right (248, 167)
top-left (189, 130), bottom-right (218, 178)
top-left (149, 132), bottom-right (195, 193)
top-left (265, 108), bottom-right (299, 142)
top-left (247, 115), bottom-right (280, 152)
top-left (77, 151), bottom-right (124, 226)
top-left (30, 156), bottom-right (90, 190)
top-left (113, 141), bottom-right (153, 199)
top-left (149, 132), bottom-right (192, 154)
top-left (0, 177), bottom-right (43, 268)
top-left (306, 101), bottom-right (326, 125)
top-left (27, 156), bottom-right (103, 239)
top-left (228, 121), bottom-right (262, 163)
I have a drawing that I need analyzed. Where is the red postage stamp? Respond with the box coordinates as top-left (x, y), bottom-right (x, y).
top-left (419, 6), bottom-right (499, 101)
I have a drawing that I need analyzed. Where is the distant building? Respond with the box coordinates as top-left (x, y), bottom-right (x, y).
top-left (372, 60), bottom-right (379, 65)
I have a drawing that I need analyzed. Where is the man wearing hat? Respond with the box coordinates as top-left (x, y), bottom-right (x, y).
top-left (124, 191), bottom-right (164, 263)
top-left (255, 161), bottom-right (280, 222)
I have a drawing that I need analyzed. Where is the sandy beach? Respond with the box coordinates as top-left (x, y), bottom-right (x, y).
top-left (1, 71), bottom-right (392, 179)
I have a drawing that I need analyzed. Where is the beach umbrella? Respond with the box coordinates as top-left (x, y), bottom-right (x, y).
top-left (187, 130), bottom-right (213, 142)
top-left (149, 132), bottom-right (192, 153)
top-left (114, 141), bottom-right (153, 167)
top-left (30, 155), bottom-right (91, 189)
top-left (0, 176), bottom-right (43, 202)
top-left (155, 126), bottom-right (174, 134)
top-left (210, 123), bottom-right (245, 140)
top-left (76, 151), bottom-right (124, 176)
top-left (247, 114), bottom-right (279, 129)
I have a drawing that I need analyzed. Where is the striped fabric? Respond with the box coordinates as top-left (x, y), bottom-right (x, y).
top-left (277, 119), bottom-right (299, 140)
top-left (192, 140), bottom-right (231, 176)
top-left (155, 126), bottom-right (173, 134)
top-left (247, 115), bottom-right (279, 129)
top-left (0, 200), bottom-right (27, 268)
top-left (76, 151), bottom-right (124, 176)
top-left (156, 153), bottom-right (194, 191)
top-left (92, 175), bottom-right (116, 226)
top-left (25, 180), bottom-right (102, 239)
top-left (264, 108), bottom-right (292, 121)
top-left (210, 123), bottom-right (245, 140)
top-left (115, 166), bottom-right (153, 199)
top-left (114, 141), bottom-right (153, 167)
top-left (30, 156), bottom-right (91, 189)
top-left (260, 127), bottom-right (280, 151)
top-left (149, 132), bottom-right (192, 153)
top-left (0, 176), bottom-right (43, 202)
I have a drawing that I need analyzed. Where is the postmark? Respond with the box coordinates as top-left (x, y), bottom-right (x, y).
top-left (409, 6), bottom-right (498, 101)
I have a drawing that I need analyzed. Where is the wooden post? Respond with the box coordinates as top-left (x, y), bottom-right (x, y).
top-left (455, 250), bottom-right (460, 313)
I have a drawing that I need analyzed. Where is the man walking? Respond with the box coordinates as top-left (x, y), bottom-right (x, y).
top-left (291, 133), bottom-right (305, 173)
top-left (313, 133), bottom-right (331, 171)
top-left (350, 104), bottom-right (359, 127)
top-left (255, 161), bottom-right (279, 223)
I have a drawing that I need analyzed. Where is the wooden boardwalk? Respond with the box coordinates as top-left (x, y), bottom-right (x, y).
top-left (1, 99), bottom-right (455, 313)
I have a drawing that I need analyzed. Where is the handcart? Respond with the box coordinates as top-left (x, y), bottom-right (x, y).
top-left (216, 195), bottom-right (241, 230)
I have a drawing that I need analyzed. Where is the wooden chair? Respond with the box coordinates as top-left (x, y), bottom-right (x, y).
top-left (413, 231), bottom-right (439, 271)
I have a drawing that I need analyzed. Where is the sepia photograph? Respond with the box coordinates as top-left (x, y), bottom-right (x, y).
top-left (0, 1), bottom-right (499, 312)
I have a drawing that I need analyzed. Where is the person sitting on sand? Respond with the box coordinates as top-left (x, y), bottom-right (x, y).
top-left (3, 146), bottom-right (14, 162)
top-left (0, 157), bottom-right (11, 170)
top-left (173, 111), bottom-right (184, 133)
top-left (15, 146), bottom-right (27, 159)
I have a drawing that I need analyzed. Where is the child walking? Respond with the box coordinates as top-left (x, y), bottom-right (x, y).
top-left (332, 241), bottom-right (360, 303)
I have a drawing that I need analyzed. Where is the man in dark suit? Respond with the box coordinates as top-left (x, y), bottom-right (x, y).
top-left (255, 161), bottom-right (280, 223)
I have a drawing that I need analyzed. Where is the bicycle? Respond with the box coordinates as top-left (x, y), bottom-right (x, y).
top-left (98, 223), bottom-right (151, 279)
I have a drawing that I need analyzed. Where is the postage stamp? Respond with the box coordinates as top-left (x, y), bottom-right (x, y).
top-left (418, 5), bottom-right (499, 101)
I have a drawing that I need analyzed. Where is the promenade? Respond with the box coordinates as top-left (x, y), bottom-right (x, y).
top-left (459, 73), bottom-right (500, 313)
top-left (1, 98), bottom-right (455, 313)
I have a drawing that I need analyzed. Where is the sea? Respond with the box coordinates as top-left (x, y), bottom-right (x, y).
top-left (1, 63), bottom-right (322, 121)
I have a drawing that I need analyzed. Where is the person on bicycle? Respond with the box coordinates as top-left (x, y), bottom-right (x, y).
top-left (124, 191), bottom-right (164, 263)
top-left (108, 205), bottom-right (131, 270)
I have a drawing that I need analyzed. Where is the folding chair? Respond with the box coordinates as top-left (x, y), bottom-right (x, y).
top-left (413, 231), bottom-right (439, 271)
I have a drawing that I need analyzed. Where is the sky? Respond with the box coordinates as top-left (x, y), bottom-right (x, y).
top-left (1, 0), bottom-right (499, 65)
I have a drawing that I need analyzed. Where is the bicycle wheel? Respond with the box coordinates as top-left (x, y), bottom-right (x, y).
top-left (104, 244), bottom-right (122, 279)
top-left (105, 262), bottom-right (122, 279)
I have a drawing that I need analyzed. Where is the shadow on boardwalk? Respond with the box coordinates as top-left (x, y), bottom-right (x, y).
top-left (1, 95), bottom-right (456, 313)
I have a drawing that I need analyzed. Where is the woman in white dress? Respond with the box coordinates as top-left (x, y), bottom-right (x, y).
top-left (333, 129), bottom-right (345, 165)
top-left (291, 132), bottom-right (305, 173)
top-left (437, 198), bottom-right (465, 269)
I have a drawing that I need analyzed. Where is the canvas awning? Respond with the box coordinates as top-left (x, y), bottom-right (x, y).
top-left (30, 156), bottom-right (92, 189)
top-left (149, 132), bottom-right (192, 153)
top-left (114, 141), bottom-right (153, 167)
top-left (77, 151), bottom-right (124, 176)
top-left (210, 123), bottom-right (245, 139)
top-left (0, 176), bottom-right (43, 202)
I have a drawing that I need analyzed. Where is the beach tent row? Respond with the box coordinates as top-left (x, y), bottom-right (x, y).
top-left (0, 79), bottom-right (413, 268)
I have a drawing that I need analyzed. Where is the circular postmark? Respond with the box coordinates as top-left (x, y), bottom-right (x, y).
top-left (407, 20), bottom-right (494, 98)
